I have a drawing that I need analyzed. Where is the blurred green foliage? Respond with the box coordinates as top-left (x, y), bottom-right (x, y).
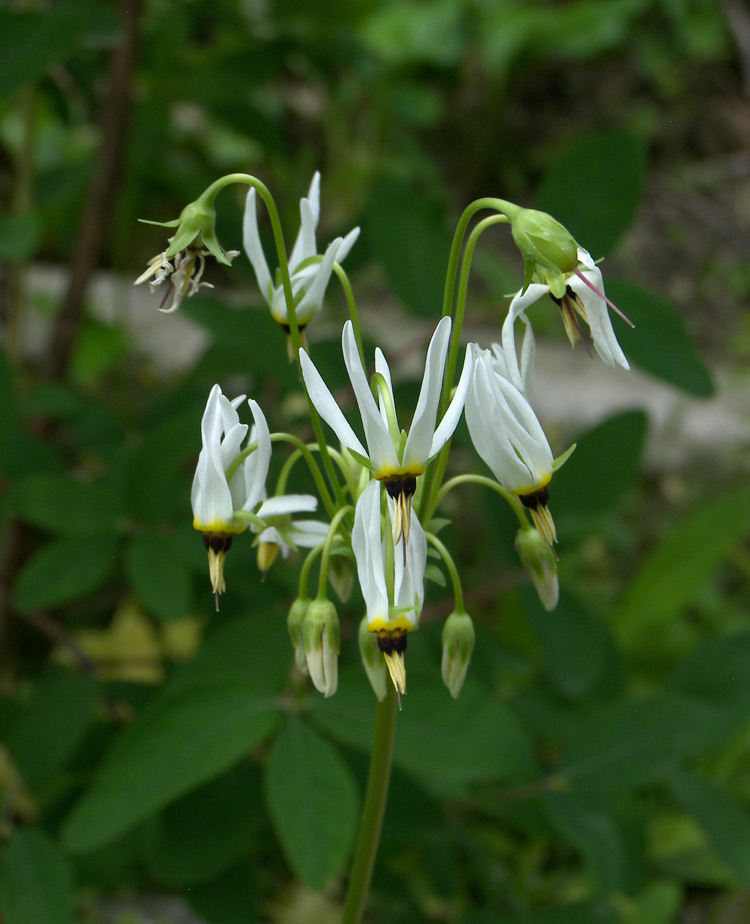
top-left (0, 1), bottom-right (748, 923)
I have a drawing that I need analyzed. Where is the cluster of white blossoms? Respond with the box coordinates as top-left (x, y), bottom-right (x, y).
top-left (137, 173), bottom-right (631, 703)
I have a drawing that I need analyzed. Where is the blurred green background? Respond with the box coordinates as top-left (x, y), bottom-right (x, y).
top-left (1, 1), bottom-right (749, 923)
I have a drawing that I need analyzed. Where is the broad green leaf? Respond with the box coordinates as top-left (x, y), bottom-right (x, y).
top-left (0, 829), bottom-right (74, 924)
top-left (11, 474), bottom-right (120, 535)
top-left (6, 666), bottom-right (97, 787)
top-left (62, 682), bottom-right (279, 852)
top-left (534, 130), bottom-right (647, 255)
top-left (614, 488), bottom-right (750, 650)
top-left (265, 719), bottom-right (359, 890)
top-left (606, 278), bottom-right (714, 396)
top-left (626, 881), bottom-right (682, 924)
top-left (126, 534), bottom-right (192, 621)
top-left (144, 764), bottom-right (264, 886)
top-left (550, 411), bottom-right (647, 532)
top-left (14, 535), bottom-right (118, 611)
top-left (527, 592), bottom-right (621, 699)
top-left (558, 692), bottom-right (722, 795)
top-left (543, 792), bottom-right (628, 893)
top-left (366, 178), bottom-right (451, 317)
top-left (669, 771), bottom-right (750, 885)
top-left (361, 0), bottom-right (466, 66)
top-left (312, 668), bottom-right (537, 795)
top-left (0, 5), bottom-right (119, 98)
top-left (670, 633), bottom-right (750, 729)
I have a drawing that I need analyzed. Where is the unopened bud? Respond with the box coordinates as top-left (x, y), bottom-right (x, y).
top-left (516, 527), bottom-right (559, 612)
top-left (441, 611), bottom-right (475, 698)
top-left (303, 598), bottom-right (340, 697)
top-left (287, 598), bottom-right (310, 674)
top-left (358, 617), bottom-right (388, 702)
top-left (329, 556), bottom-right (354, 603)
top-left (510, 208), bottom-right (578, 293)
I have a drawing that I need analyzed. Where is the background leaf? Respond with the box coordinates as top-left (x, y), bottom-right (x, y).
top-left (0, 829), bottom-right (74, 924)
top-left (366, 178), bottom-right (451, 317)
top-left (14, 535), bottom-right (118, 611)
top-left (62, 681), bottom-right (279, 852)
top-left (607, 278), bottom-right (714, 397)
top-left (534, 129), bottom-right (647, 255)
top-left (265, 718), bottom-right (360, 890)
top-left (126, 533), bottom-right (192, 621)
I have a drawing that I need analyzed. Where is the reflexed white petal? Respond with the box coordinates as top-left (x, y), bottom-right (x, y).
top-left (402, 316), bottom-right (451, 471)
top-left (290, 197), bottom-right (317, 271)
top-left (427, 340), bottom-right (474, 460)
top-left (291, 520), bottom-right (330, 547)
top-left (258, 526), bottom-right (290, 559)
top-left (374, 347), bottom-right (395, 432)
top-left (335, 226), bottom-right (360, 264)
top-left (501, 283), bottom-right (548, 393)
top-left (242, 189), bottom-right (273, 302)
top-left (299, 348), bottom-right (368, 458)
top-left (241, 400), bottom-right (272, 511)
top-left (352, 481), bottom-right (389, 628)
top-left (466, 352), bottom-right (540, 492)
top-left (393, 510), bottom-right (426, 629)
top-left (306, 172), bottom-right (321, 226)
top-left (342, 323), bottom-right (399, 475)
top-left (257, 494), bottom-right (318, 518)
top-left (570, 265), bottom-right (630, 371)
top-left (295, 237), bottom-right (341, 320)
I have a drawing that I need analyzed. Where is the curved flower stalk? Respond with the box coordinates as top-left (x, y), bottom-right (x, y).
top-left (505, 247), bottom-right (631, 372)
top-left (300, 316), bottom-right (473, 546)
top-left (352, 480), bottom-right (427, 698)
top-left (191, 384), bottom-right (272, 606)
top-left (465, 345), bottom-right (557, 544)
top-left (243, 172), bottom-right (360, 338)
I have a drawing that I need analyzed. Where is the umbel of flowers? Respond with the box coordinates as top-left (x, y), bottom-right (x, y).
top-left (137, 172), bottom-right (632, 704)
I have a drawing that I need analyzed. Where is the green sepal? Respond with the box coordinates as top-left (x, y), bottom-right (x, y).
top-left (232, 510), bottom-right (267, 529)
top-left (552, 442), bottom-right (577, 471)
top-left (139, 218), bottom-right (181, 228)
top-left (347, 449), bottom-right (372, 471)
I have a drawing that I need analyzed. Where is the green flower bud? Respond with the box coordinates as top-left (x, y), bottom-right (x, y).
top-left (510, 208), bottom-right (578, 294)
top-left (287, 598), bottom-right (310, 675)
top-left (516, 527), bottom-right (559, 612)
top-left (441, 611), bottom-right (475, 699)
top-left (303, 598), bottom-right (340, 697)
top-left (329, 556), bottom-right (354, 604)
top-left (358, 617), bottom-right (388, 702)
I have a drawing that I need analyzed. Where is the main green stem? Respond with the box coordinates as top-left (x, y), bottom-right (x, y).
top-left (341, 685), bottom-right (398, 924)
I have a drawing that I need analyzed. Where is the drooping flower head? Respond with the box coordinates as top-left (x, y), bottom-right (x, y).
top-left (252, 493), bottom-right (328, 574)
top-left (505, 247), bottom-right (631, 373)
top-left (191, 385), bottom-right (271, 607)
top-left (135, 198), bottom-right (239, 313)
top-left (300, 316), bottom-right (473, 547)
top-left (352, 480), bottom-right (427, 698)
top-left (243, 172), bottom-right (359, 341)
top-left (465, 345), bottom-right (557, 543)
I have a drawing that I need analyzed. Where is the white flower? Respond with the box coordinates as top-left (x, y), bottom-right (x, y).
top-left (135, 241), bottom-right (239, 314)
top-left (253, 493), bottom-right (329, 571)
top-left (191, 385), bottom-right (271, 604)
top-left (504, 247), bottom-right (630, 373)
top-left (299, 316), bottom-right (473, 544)
top-left (465, 345), bottom-right (557, 543)
top-left (351, 480), bottom-right (427, 696)
top-left (243, 172), bottom-right (359, 328)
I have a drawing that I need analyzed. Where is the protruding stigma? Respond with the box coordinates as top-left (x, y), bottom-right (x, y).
top-left (378, 631), bottom-right (408, 708)
top-left (520, 486), bottom-right (557, 544)
top-left (203, 533), bottom-right (234, 610)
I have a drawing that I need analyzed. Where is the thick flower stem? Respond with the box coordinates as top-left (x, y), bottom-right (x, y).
top-left (341, 685), bottom-right (398, 924)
